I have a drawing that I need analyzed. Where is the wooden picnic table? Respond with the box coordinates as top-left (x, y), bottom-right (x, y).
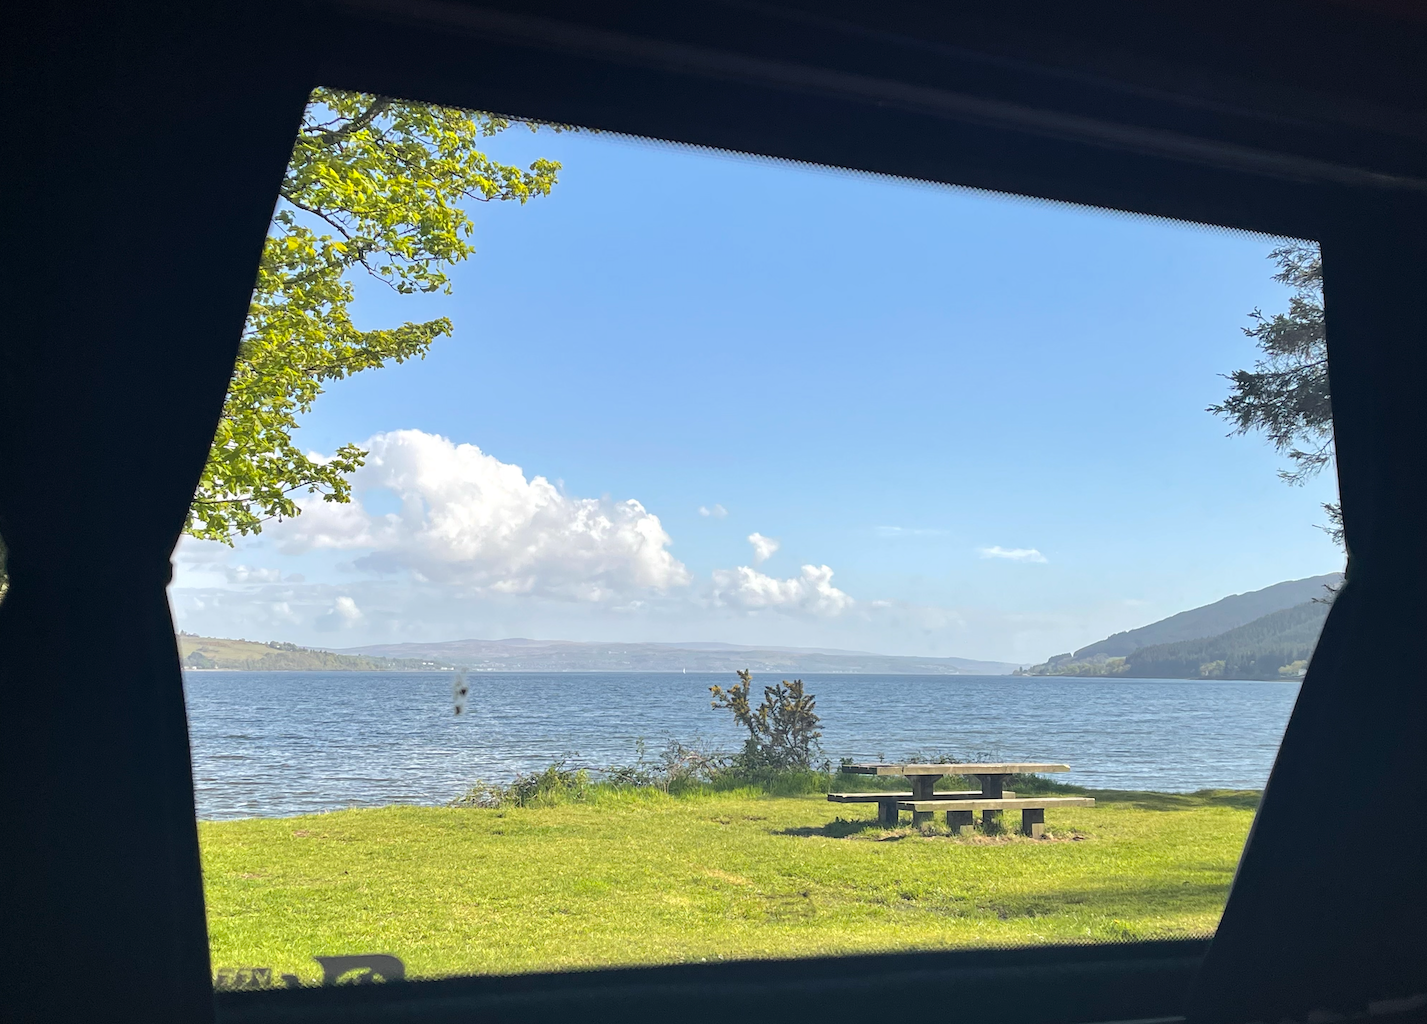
top-left (835, 762), bottom-right (1090, 834)
top-left (845, 762), bottom-right (1070, 799)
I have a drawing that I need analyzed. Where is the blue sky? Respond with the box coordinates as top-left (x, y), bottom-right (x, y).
top-left (170, 124), bottom-right (1342, 663)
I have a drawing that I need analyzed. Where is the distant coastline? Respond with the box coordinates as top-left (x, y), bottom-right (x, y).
top-left (178, 634), bottom-right (454, 673)
top-left (327, 638), bottom-right (1022, 676)
top-left (179, 568), bottom-right (1338, 677)
top-left (177, 633), bottom-right (1021, 675)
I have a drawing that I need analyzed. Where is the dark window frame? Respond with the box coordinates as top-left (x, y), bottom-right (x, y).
top-left (4, 3), bottom-right (1426, 1022)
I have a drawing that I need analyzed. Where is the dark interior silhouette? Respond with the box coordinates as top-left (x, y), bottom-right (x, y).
top-left (4, 2), bottom-right (1426, 1021)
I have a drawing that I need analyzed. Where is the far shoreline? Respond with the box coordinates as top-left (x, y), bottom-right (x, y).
top-left (180, 667), bottom-right (1301, 682)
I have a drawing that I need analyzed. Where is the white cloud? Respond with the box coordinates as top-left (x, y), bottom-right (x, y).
top-left (978, 546), bottom-right (1048, 563)
top-left (747, 532), bottom-right (780, 564)
top-left (315, 595), bottom-right (363, 632)
top-left (699, 504), bottom-right (728, 518)
top-left (712, 563), bottom-right (854, 616)
top-left (224, 565), bottom-right (284, 584)
top-left (276, 430), bottom-right (690, 601)
top-left (167, 574), bottom-right (1134, 665)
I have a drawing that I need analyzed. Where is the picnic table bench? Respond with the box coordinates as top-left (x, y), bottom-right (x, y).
top-left (829, 762), bottom-right (1093, 836)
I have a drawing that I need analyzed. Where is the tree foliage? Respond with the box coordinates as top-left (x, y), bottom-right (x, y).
top-left (188, 89), bottom-right (560, 542)
top-left (1210, 242), bottom-right (1340, 543)
top-left (1122, 601), bottom-right (1328, 680)
top-left (709, 670), bottom-right (824, 770)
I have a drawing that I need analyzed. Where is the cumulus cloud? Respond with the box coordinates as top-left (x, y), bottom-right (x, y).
top-left (699, 504), bottom-right (728, 518)
top-left (712, 563), bottom-right (853, 616)
top-left (315, 595), bottom-right (363, 632)
top-left (978, 546), bottom-right (1048, 563)
top-left (747, 532), bottom-right (780, 564)
top-left (276, 430), bottom-right (690, 601)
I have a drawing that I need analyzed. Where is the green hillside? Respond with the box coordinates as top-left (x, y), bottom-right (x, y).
top-left (178, 634), bottom-right (451, 672)
top-left (1073, 572), bottom-right (1340, 660)
top-left (1121, 601), bottom-right (1328, 680)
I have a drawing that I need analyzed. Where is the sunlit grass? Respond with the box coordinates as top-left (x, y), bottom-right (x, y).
top-left (200, 788), bottom-right (1254, 982)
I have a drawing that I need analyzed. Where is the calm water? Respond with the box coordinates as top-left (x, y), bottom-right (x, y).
top-left (184, 672), bottom-right (1300, 820)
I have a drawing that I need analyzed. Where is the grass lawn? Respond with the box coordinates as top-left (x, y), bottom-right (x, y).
top-left (200, 788), bottom-right (1256, 983)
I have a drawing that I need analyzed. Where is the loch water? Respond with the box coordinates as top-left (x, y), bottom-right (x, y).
top-left (183, 671), bottom-right (1300, 820)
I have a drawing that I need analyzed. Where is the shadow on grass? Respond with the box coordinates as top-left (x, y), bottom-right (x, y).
top-left (781, 787), bottom-right (1262, 839)
top-left (975, 880), bottom-right (1232, 930)
top-left (776, 817), bottom-right (889, 839)
top-left (1087, 789), bottom-right (1261, 811)
top-left (780, 821), bottom-right (1099, 843)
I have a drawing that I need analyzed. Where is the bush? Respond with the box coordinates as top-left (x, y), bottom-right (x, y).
top-left (604, 738), bottom-right (834, 797)
top-left (451, 740), bottom-right (841, 809)
top-left (454, 671), bottom-right (835, 808)
top-left (452, 759), bottom-right (593, 809)
top-left (602, 738), bottom-right (729, 795)
top-left (710, 670), bottom-right (827, 773)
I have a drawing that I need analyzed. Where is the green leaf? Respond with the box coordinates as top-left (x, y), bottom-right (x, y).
top-left (188, 90), bottom-right (563, 542)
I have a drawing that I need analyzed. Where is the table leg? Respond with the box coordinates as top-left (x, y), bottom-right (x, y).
top-left (946, 809), bottom-right (974, 836)
top-left (908, 775), bottom-right (937, 826)
top-left (975, 774), bottom-right (1006, 799)
top-left (877, 798), bottom-right (899, 826)
top-left (1021, 807), bottom-right (1045, 838)
top-left (975, 774), bottom-right (1007, 832)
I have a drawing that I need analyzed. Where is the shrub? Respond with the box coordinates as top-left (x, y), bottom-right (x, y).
top-left (709, 670), bottom-right (825, 772)
top-left (602, 738), bottom-right (727, 795)
top-left (453, 674), bottom-right (850, 808)
top-left (452, 759), bottom-right (592, 808)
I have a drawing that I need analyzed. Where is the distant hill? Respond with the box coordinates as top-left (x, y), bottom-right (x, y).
top-left (178, 635), bottom-right (453, 672)
top-left (1072, 572), bottom-right (1341, 661)
top-left (329, 638), bottom-right (1021, 675)
top-left (1122, 601), bottom-right (1328, 679)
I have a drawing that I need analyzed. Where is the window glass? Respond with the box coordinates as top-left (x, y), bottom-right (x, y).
top-left (176, 91), bottom-right (1340, 989)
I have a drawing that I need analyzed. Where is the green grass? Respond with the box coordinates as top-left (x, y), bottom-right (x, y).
top-left (200, 788), bottom-right (1256, 983)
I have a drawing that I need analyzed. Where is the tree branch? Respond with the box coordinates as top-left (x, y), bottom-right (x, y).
top-left (308, 96), bottom-right (393, 146)
top-left (276, 194), bottom-right (356, 241)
